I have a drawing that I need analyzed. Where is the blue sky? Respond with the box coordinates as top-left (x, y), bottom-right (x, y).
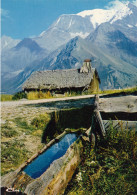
top-left (1, 0), bottom-right (137, 39)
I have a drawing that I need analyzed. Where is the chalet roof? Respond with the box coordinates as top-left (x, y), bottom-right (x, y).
top-left (22, 68), bottom-right (96, 90)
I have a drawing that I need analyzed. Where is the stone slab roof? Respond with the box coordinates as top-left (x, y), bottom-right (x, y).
top-left (22, 68), bottom-right (96, 90)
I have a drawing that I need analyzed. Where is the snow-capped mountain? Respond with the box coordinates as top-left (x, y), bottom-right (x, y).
top-left (33, 1), bottom-right (137, 51)
top-left (1, 1), bottom-right (137, 93)
top-left (33, 14), bottom-right (94, 51)
top-left (77, 2), bottom-right (133, 28)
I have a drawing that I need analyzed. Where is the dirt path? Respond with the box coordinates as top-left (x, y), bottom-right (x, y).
top-left (1, 94), bottom-right (137, 112)
top-left (1, 95), bottom-right (95, 107)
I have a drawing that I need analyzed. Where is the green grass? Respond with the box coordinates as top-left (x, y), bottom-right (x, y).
top-left (1, 126), bottom-right (18, 138)
top-left (100, 86), bottom-right (137, 95)
top-left (14, 115), bottom-right (51, 135)
top-left (31, 113), bottom-right (51, 129)
top-left (14, 118), bottom-right (35, 133)
top-left (1, 94), bottom-right (13, 101)
top-left (1, 141), bottom-right (29, 175)
top-left (1, 114), bottom-right (51, 175)
top-left (65, 122), bottom-right (137, 195)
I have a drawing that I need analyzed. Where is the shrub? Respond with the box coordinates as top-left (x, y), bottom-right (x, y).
top-left (27, 91), bottom-right (52, 100)
top-left (12, 91), bottom-right (27, 100)
top-left (27, 91), bottom-right (39, 100)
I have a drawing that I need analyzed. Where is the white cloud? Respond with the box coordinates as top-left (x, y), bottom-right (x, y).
top-left (105, 0), bottom-right (137, 9)
top-left (105, 0), bottom-right (129, 10)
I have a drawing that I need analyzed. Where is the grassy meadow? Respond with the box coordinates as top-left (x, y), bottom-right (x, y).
top-left (100, 86), bottom-right (137, 95)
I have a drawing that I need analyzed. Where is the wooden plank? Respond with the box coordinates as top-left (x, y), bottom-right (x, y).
top-left (99, 95), bottom-right (137, 113)
top-left (94, 110), bottom-right (106, 137)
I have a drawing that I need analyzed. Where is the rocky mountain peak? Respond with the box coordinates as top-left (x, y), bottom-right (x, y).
top-left (15, 38), bottom-right (43, 53)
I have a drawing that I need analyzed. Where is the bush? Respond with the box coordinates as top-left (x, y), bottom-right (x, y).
top-left (12, 91), bottom-right (27, 100)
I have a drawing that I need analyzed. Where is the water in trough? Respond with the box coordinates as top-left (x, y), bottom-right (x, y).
top-left (23, 133), bottom-right (78, 179)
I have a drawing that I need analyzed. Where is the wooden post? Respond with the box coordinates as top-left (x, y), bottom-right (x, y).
top-left (89, 95), bottom-right (106, 146)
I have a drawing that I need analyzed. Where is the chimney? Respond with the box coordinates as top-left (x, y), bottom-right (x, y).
top-left (80, 59), bottom-right (92, 73)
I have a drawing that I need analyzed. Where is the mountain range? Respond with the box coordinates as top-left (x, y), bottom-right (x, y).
top-left (1, 2), bottom-right (137, 94)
